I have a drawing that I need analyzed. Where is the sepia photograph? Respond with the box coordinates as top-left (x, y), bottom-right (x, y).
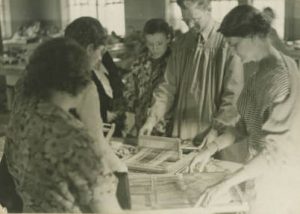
top-left (0, 0), bottom-right (300, 213)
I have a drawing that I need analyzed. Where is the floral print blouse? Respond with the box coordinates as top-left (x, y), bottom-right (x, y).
top-left (123, 48), bottom-right (172, 136)
top-left (4, 80), bottom-right (118, 213)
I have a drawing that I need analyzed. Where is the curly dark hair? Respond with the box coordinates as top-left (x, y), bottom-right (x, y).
top-left (64, 17), bottom-right (107, 49)
top-left (23, 37), bottom-right (91, 99)
top-left (143, 18), bottom-right (173, 39)
top-left (218, 5), bottom-right (271, 38)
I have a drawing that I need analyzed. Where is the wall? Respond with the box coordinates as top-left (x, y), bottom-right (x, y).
top-left (9, 0), bottom-right (62, 35)
top-left (9, 0), bottom-right (34, 34)
top-left (285, 0), bottom-right (300, 40)
top-left (124, 0), bottom-right (165, 34)
top-left (35, 0), bottom-right (62, 28)
top-left (293, 0), bottom-right (300, 40)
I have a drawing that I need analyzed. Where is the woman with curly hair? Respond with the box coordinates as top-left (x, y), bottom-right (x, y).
top-left (4, 38), bottom-right (121, 213)
top-left (190, 5), bottom-right (300, 214)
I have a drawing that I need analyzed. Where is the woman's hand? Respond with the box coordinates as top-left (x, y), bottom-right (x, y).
top-left (194, 179), bottom-right (232, 207)
top-left (105, 153), bottom-right (128, 173)
top-left (189, 150), bottom-right (212, 173)
top-left (139, 117), bottom-right (156, 136)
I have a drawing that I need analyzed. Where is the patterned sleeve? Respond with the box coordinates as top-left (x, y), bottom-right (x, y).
top-left (56, 128), bottom-right (118, 211)
top-left (259, 66), bottom-right (294, 167)
top-left (212, 49), bottom-right (244, 132)
top-left (123, 58), bottom-right (141, 112)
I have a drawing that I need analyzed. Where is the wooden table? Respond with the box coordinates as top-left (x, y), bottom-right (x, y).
top-left (126, 160), bottom-right (248, 213)
top-left (111, 137), bottom-right (249, 213)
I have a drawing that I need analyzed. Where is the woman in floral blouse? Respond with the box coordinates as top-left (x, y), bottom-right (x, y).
top-left (123, 19), bottom-right (173, 136)
top-left (4, 38), bottom-right (121, 213)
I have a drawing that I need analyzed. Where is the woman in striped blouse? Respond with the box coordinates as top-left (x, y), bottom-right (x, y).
top-left (190, 5), bottom-right (300, 214)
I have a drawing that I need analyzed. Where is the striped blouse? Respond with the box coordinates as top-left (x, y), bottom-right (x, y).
top-left (235, 50), bottom-right (300, 214)
top-left (237, 53), bottom-right (300, 165)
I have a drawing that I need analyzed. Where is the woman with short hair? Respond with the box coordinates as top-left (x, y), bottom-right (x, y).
top-left (65, 16), bottom-right (124, 127)
top-left (64, 17), bottom-right (127, 173)
top-left (123, 18), bottom-right (173, 136)
top-left (190, 5), bottom-right (300, 214)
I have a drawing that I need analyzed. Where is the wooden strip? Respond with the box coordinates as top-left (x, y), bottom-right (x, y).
top-left (138, 136), bottom-right (181, 160)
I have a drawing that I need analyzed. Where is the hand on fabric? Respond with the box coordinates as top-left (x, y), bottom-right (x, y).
top-left (139, 117), bottom-right (156, 136)
top-left (195, 179), bottom-right (232, 208)
top-left (189, 150), bottom-right (212, 173)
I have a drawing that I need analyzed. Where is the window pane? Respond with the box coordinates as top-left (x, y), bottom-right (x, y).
top-left (211, 0), bottom-right (238, 23)
top-left (100, 0), bottom-right (125, 36)
top-left (68, 0), bottom-right (98, 20)
top-left (67, 0), bottom-right (125, 36)
top-left (0, 0), bottom-right (11, 38)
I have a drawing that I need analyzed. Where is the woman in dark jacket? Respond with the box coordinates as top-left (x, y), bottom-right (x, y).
top-left (65, 17), bottom-right (125, 136)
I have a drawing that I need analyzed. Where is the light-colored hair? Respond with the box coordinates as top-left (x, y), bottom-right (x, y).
top-left (176, 0), bottom-right (211, 10)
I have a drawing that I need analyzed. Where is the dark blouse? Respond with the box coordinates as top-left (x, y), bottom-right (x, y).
top-left (92, 51), bottom-right (123, 122)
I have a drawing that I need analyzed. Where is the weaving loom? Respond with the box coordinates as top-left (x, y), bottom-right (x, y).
top-left (128, 172), bottom-right (248, 212)
top-left (124, 136), bottom-right (198, 173)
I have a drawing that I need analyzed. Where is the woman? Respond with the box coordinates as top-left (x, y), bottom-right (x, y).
top-left (64, 17), bottom-right (127, 172)
top-left (123, 18), bottom-right (173, 136)
top-left (4, 38), bottom-right (121, 213)
top-left (190, 5), bottom-right (300, 214)
top-left (65, 17), bottom-right (125, 137)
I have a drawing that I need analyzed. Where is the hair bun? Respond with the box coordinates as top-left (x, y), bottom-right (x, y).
top-left (251, 13), bottom-right (271, 35)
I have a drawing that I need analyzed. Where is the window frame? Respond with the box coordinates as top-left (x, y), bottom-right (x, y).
top-left (0, 0), bottom-right (12, 39)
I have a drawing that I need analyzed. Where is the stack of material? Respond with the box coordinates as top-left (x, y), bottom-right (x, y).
top-left (128, 172), bottom-right (248, 212)
top-left (125, 136), bottom-right (197, 174)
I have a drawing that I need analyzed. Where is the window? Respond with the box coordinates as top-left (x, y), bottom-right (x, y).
top-left (0, 0), bottom-right (12, 38)
top-left (66, 0), bottom-right (125, 36)
top-left (68, 0), bottom-right (98, 21)
top-left (211, 0), bottom-right (238, 23)
top-left (98, 0), bottom-right (125, 36)
top-left (253, 0), bottom-right (285, 39)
